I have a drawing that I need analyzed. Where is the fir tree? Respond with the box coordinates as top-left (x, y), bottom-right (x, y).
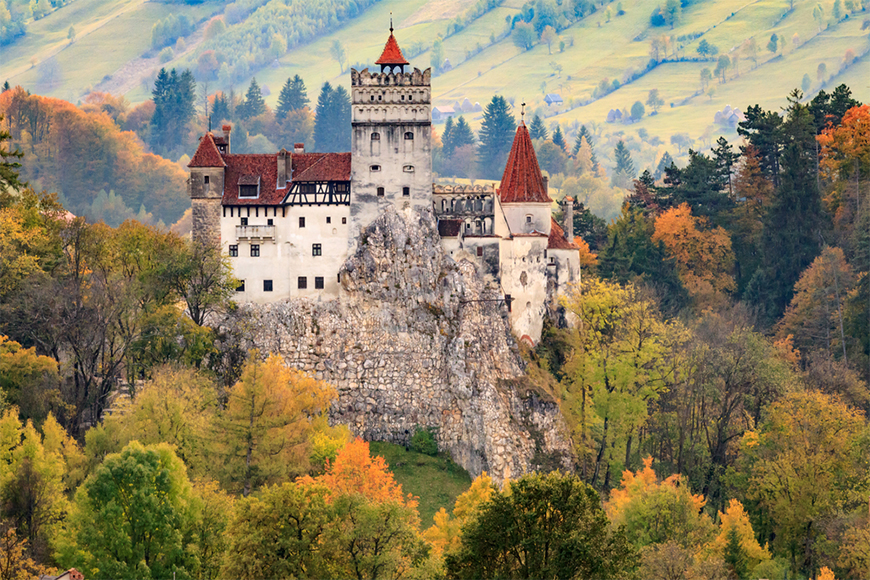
top-left (529, 114), bottom-right (548, 140)
top-left (239, 78), bottom-right (266, 120)
top-left (276, 75), bottom-right (308, 121)
top-left (723, 527), bottom-right (749, 580)
top-left (441, 116), bottom-right (456, 157)
top-left (611, 141), bottom-right (636, 187)
top-left (211, 93), bottom-right (230, 124)
top-left (552, 125), bottom-right (566, 151)
top-left (452, 116), bottom-right (476, 150)
top-left (150, 68), bottom-right (196, 155)
top-left (654, 151), bottom-right (674, 181)
top-left (313, 83), bottom-right (334, 152)
top-left (573, 125), bottom-right (598, 169)
top-left (332, 86), bottom-right (351, 152)
top-left (712, 136), bottom-right (738, 196)
top-left (478, 96), bottom-right (516, 179)
top-left (2, 80), bottom-right (10, 92)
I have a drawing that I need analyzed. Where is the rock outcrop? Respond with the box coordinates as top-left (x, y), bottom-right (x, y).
top-left (226, 207), bottom-right (574, 483)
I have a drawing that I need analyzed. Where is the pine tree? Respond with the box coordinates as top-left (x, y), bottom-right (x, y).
top-left (573, 125), bottom-right (598, 170)
top-left (712, 136), bottom-right (738, 196)
top-left (211, 92), bottom-right (230, 123)
top-left (239, 78), bottom-right (265, 120)
top-left (452, 116), bottom-right (476, 151)
top-left (723, 527), bottom-right (749, 580)
top-left (332, 86), bottom-right (351, 152)
top-left (150, 68), bottom-right (196, 155)
top-left (612, 141), bottom-right (636, 187)
top-left (747, 91), bottom-right (823, 324)
top-left (654, 151), bottom-right (674, 181)
top-left (313, 82), bottom-right (334, 152)
top-left (529, 114), bottom-right (548, 140)
top-left (2, 81), bottom-right (10, 92)
top-left (442, 116), bottom-right (456, 157)
top-left (276, 74), bottom-right (308, 120)
top-left (478, 96), bottom-right (516, 179)
top-left (552, 125), bottom-right (566, 151)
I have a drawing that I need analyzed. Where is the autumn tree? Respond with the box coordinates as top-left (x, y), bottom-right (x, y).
top-left (445, 472), bottom-right (638, 579)
top-left (706, 499), bottom-right (771, 573)
top-left (424, 472), bottom-right (496, 556)
top-left (0, 115), bottom-right (22, 194)
top-left (728, 145), bottom-right (774, 293)
top-left (738, 390), bottom-right (869, 576)
top-left (0, 335), bottom-right (59, 423)
top-left (653, 203), bottom-right (735, 305)
top-left (214, 353), bottom-right (337, 496)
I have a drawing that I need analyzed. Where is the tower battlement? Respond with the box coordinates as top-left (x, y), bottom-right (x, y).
top-left (350, 68), bottom-right (431, 88)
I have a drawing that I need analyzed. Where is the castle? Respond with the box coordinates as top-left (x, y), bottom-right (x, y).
top-left (188, 28), bottom-right (580, 343)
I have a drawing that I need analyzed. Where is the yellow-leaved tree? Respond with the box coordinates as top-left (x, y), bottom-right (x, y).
top-left (214, 352), bottom-right (340, 496)
top-left (704, 499), bottom-right (771, 570)
top-left (423, 471), bottom-right (496, 556)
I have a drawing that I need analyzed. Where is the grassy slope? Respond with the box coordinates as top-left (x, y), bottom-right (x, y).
top-left (369, 441), bottom-right (472, 527)
top-left (2, 0), bottom-right (217, 102)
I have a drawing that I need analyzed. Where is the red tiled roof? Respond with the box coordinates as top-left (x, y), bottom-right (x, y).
top-left (548, 218), bottom-right (579, 250)
top-left (376, 33), bottom-right (409, 66)
top-left (188, 133), bottom-right (226, 168)
top-left (221, 152), bottom-right (351, 206)
top-left (292, 152), bottom-right (351, 182)
top-left (498, 124), bottom-right (551, 204)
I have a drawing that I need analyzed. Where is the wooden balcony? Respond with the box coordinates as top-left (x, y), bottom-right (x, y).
top-left (236, 225), bottom-right (275, 240)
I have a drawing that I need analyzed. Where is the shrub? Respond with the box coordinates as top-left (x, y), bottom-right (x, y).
top-left (410, 428), bottom-right (438, 456)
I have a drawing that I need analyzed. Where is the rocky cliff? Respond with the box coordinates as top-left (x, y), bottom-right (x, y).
top-left (226, 207), bottom-right (574, 483)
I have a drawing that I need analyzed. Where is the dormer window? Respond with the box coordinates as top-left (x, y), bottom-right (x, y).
top-left (371, 133), bottom-right (380, 141)
top-left (238, 175), bottom-right (260, 198)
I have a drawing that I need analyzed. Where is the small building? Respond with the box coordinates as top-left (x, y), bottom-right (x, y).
top-left (432, 105), bottom-right (455, 122)
top-left (41, 569), bottom-right (84, 580)
top-left (544, 93), bottom-right (563, 106)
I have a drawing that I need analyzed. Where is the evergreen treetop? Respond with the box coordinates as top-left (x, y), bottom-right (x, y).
top-left (478, 96), bottom-right (516, 180)
top-left (552, 125), bottom-right (566, 151)
top-left (529, 114), bottom-right (549, 140)
top-left (239, 77), bottom-right (266, 120)
top-left (276, 74), bottom-right (309, 121)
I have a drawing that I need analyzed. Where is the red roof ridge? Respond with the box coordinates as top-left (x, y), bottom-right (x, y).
top-left (376, 32), bottom-right (409, 66)
top-left (548, 218), bottom-right (579, 250)
top-left (498, 124), bottom-right (551, 204)
top-left (188, 133), bottom-right (226, 168)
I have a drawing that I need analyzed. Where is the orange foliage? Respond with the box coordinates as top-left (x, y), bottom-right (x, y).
top-left (818, 105), bottom-right (870, 225)
top-left (608, 456), bottom-right (707, 517)
top-left (652, 203), bottom-right (735, 304)
top-left (305, 438), bottom-right (417, 511)
top-left (574, 236), bottom-right (598, 267)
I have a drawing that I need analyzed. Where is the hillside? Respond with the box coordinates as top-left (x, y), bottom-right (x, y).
top-left (1, 0), bottom-right (867, 172)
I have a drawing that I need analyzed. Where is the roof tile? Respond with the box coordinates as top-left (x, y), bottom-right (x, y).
top-left (498, 124), bottom-right (551, 204)
top-left (375, 32), bottom-right (409, 66)
top-left (188, 133), bottom-right (226, 168)
top-left (548, 218), bottom-right (579, 250)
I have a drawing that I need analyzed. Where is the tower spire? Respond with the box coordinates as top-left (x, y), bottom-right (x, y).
top-left (390, 12), bottom-right (393, 33)
top-left (521, 101), bottom-right (526, 124)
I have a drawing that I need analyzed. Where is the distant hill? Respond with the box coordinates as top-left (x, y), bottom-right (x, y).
top-left (2, 0), bottom-right (868, 173)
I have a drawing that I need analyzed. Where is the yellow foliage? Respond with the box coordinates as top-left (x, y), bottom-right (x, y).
top-left (819, 566), bottom-right (836, 580)
top-left (423, 471), bottom-right (496, 556)
top-left (705, 499), bottom-right (770, 568)
top-left (574, 236), bottom-right (598, 267)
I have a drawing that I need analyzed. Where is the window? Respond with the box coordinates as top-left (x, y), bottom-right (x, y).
top-left (370, 165), bottom-right (381, 172)
top-left (403, 187), bottom-right (410, 197)
top-left (526, 215), bottom-right (533, 224)
top-left (312, 243), bottom-right (322, 256)
top-left (250, 244), bottom-right (260, 257)
top-left (299, 216), bottom-right (305, 228)
top-left (326, 216), bottom-right (331, 224)
top-left (267, 218), bottom-right (273, 226)
top-left (337, 273), bottom-right (341, 283)
top-left (315, 276), bottom-right (324, 289)
top-left (342, 217), bottom-right (347, 224)
top-left (241, 217), bottom-right (248, 226)
top-left (263, 280), bottom-right (273, 292)
top-left (204, 175), bottom-right (210, 184)
top-left (404, 132), bottom-right (414, 140)
top-left (229, 245), bottom-right (238, 257)
top-left (371, 133), bottom-right (380, 141)
top-left (377, 187), bottom-right (385, 197)
top-left (403, 165), bottom-right (414, 173)
top-left (298, 277), bottom-right (307, 289)
top-left (370, 95), bottom-right (375, 101)
top-left (236, 280), bottom-right (245, 292)
top-left (477, 247), bottom-right (483, 257)
top-left (401, 94), bottom-right (405, 101)
top-left (239, 185), bottom-right (258, 198)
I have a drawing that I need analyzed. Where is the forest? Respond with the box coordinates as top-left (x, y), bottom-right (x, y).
top-left (2, 69), bottom-right (870, 579)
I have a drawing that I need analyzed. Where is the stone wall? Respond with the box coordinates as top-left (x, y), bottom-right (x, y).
top-left (191, 198), bottom-right (221, 246)
top-left (226, 206), bottom-right (574, 483)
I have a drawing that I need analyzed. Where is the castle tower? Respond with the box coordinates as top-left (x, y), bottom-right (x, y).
top-left (498, 120), bottom-right (553, 236)
top-left (188, 130), bottom-right (228, 245)
top-left (349, 25), bottom-right (432, 240)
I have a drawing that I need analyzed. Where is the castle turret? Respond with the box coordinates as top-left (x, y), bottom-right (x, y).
top-left (188, 132), bottom-right (226, 245)
top-left (349, 25), bottom-right (432, 242)
top-left (498, 121), bottom-right (552, 236)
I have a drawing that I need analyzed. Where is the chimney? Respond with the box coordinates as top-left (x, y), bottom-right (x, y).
top-left (294, 143), bottom-right (305, 154)
top-left (277, 149), bottom-right (288, 186)
top-left (222, 124), bottom-right (232, 154)
top-left (563, 196), bottom-right (573, 241)
top-left (542, 175), bottom-right (549, 195)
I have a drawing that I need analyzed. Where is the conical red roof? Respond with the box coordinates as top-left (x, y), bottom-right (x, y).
top-left (375, 32), bottom-right (409, 66)
top-left (498, 123), bottom-right (551, 204)
top-left (188, 133), bottom-right (226, 168)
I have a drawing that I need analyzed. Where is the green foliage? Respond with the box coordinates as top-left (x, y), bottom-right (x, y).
top-left (150, 68), bottom-right (196, 157)
top-left (512, 22), bottom-right (536, 50)
top-left (445, 472), bottom-right (638, 579)
top-left (611, 140), bottom-right (636, 187)
top-left (313, 82), bottom-right (350, 153)
top-left (724, 526), bottom-right (750, 580)
top-left (529, 114), bottom-right (548, 140)
top-left (151, 13), bottom-right (193, 51)
top-left (552, 124), bottom-right (566, 150)
top-left (57, 442), bottom-right (198, 579)
top-left (276, 74), bottom-right (308, 120)
top-left (409, 428), bottom-right (438, 456)
top-left (478, 95), bottom-right (516, 179)
top-left (237, 77), bottom-right (265, 120)
top-left (630, 100), bottom-right (645, 120)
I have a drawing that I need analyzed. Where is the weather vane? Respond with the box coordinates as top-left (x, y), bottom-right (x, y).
top-left (521, 101), bottom-right (526, 120)
top-left (390, 12), bottom-right (393, 33)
